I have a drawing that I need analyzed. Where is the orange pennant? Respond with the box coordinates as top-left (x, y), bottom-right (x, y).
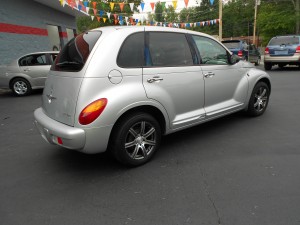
top-left (184, 0), bottom-right (189, 7)
top-left (119, 3), bottom-right (125, 11)
top-left (92, 1), bottom-right (97, 9)
top-left (97, 16), bottom-right (100, 22)
top-left (150, 2), bottom-right (155, 11)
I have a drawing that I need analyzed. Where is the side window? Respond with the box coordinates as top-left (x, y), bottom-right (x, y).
top-left (148, 32), bottom-right (193, 67)
top-left (19, 54), bottom-right (47, 66)
top-left (117, 32), bottom-right (144, 68)
top-left (192, 36), bottom-right (229, 65)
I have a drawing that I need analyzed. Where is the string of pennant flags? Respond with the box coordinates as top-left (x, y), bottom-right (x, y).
top-left (59, 0), bottom-right (220, 28)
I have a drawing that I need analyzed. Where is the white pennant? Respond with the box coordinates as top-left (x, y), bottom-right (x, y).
top-left (107, 12), bottom-right (111, 19)
top-left (86, 7), bottom-right (89, 13)
top-left (91, 15), bottom-right (94, 21)
top-left (126, 22), bottom-right (129, 26)
top-left (75, 0), bottom-right (79, 7)
top-left (129, 3), bottom-right (134, 12)
top-left (125, 16), bottom-right (129, 22)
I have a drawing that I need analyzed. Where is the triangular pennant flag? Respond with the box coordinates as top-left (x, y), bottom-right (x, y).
top-left (210, 0), bottom-right (214, 5)
top-left (184, 0), bottom-right (189, 8)
top-left (135, 19), bottom-right (139, 24)
top-left (85, 7), bottom-right (89, 13)
top-left (190, 23), bottom-right (193, 27)
top-left (113, 14), bottom-right (117, 20)
top-left (114, 19), bottom-right (118, 25)
top-left (92, 1), bottom-right (97, 9)
top-left (93, 9), bottom-right (97, 15)
top-left (172, 1), bottom-right (177, 9)
top-left (119, 20), bottom-right (124, 25)
top-left (129, 3), bottom-right (134, 11)
top-left (110, 2), bottom-right (115, 11)
top-left (96, 16), bottom-right (100, 22)
top-left (78, 4), bottom-right (82, 11)
top-left (140, 2), bottom-right (145, 11)
top-left (99, 10), bottom-right (104, 17)
top-left (119, 15), bottom-right (123, 21)
top-left (126, 22), bottom-right (129, 26)
top-left (119, 3), bottom-right (125, 11)
top-left (161, 2), bottom-right (166, 10)
top-left (103, 18), bottom-right (107, 23)
top-left (107, 12), bottom-right (111, 19)
top-left (125, 16), bottom-right (129, 22)
top-left (83, 1), bottom-right (89, 7)
top-left (75, 0), bottom-right (79, 7)
top-left (130, 18), bottom-right (133, 24)
top-left (150, 2), bottom-right (155, 11)
top-left (91, 15), bottom-right (94, 21)
top-left (214, 19), bottom-right (217, 24)
top-left (60, 0), bottom-right (64, 7)
top-left (67, 0), bottom-right (72, 5)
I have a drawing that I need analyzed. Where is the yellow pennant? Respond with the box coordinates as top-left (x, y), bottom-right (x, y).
top-left (172, 1), bottom-right (177, 9)
top-left (110, 2), bottom-right (115, 11)
top-left (103, 18), bottom-right (107, 23)
top-left (60, 0), bottom-right (64, 6)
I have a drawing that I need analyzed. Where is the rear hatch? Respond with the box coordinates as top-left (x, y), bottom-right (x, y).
top-left (222, 41), bottom-right (241, 54)
top-left (42, 31), bottom-right (101, 126)
top-left (267, 36), bottom-right (299, 56)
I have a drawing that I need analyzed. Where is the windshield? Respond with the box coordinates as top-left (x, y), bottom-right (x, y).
top-left (269, 36), bottom-right (299, 46)
top-left (51, 31), bottom-right (101, 72)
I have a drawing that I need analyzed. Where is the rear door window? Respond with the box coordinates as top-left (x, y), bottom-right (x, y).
top-left (147, 32), bottom-right (194, 67)
top-left (19, 54), bottom-right (47, 66)
top-left (51, 31), bottom-right (101, 72)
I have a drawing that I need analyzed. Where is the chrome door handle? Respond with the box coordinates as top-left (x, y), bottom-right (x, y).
top-left (147, 76), bottom-right (163, 83)
top-left (204, 72), bottom-right (215, 78)
top-left (23, 68), bottom-right (31, 72)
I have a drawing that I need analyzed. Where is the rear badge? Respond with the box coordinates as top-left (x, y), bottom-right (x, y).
top-left (46, 88), bottom-right (57, 104)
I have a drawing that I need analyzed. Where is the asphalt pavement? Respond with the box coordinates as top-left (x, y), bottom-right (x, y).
top-left (1, 65), bottom-right (300, 225)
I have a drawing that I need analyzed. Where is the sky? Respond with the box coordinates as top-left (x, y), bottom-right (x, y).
top-left (133, 0), bottom-right (200, 20)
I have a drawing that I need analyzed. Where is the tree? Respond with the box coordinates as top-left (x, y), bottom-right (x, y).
top-left (154, 2), bottom-right (164, 22)
top-left (257, 0), bottom-right (297, 45)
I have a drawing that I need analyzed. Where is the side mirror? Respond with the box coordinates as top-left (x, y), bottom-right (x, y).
top-left (229, 54), bottom-right (240, 65)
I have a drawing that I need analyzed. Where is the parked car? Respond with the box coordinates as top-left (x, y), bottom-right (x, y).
top-left (34, 26), bottom-right (271, 166)
top-left (248, 44), bottom-right (261, 66)
top-left (0, 51), bottom-right (58, 96)
top-left (222, 40), bottom-right (249, 60)
top-left (264, 35), bottom-right (300, 70)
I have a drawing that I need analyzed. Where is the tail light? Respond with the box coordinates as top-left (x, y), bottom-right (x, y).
top-left (265, 47), bottom-right (269, 54)
top-left (296, 46), bottom-right (300, 53)
top-left (238, 50), bottom-right (243, 57)
top-left (79, 98), bottom-right (107, 125)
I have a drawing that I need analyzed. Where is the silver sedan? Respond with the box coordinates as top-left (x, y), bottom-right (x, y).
top-left (0, 51), bottom-right (58, 96)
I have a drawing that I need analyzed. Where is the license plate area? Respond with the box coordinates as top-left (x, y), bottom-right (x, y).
top-left (274, 50), bottom-right (288, 55)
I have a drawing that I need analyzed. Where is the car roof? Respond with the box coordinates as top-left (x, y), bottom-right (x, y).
top-left (91, 26), bottom-right (216, 40)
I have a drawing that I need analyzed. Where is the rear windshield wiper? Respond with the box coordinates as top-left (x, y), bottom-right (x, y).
top-left (56, 61), bottom-right (81, 67)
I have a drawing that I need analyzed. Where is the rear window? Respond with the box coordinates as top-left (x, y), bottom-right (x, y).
top-left (51, 31), bottom-right (101, 72)
top-left (222, 41), bottom-right (240, 49)
top-left (268, 36), bottom-right (299, 46)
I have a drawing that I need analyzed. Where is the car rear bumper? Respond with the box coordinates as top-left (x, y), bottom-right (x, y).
top-left (34, 107), bottom-right (112, 154)
top-left (264, 54), bottom-right (300, 63)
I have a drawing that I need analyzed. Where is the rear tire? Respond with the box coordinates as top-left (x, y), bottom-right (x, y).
top-left (110, 112), bottom-right (161, 167)
top-left (246, 82), bottom-right (270, 117)
top-left (11, 78), bottom-right (32, 96)
top-left (264, 62), bottom-right (272, 71)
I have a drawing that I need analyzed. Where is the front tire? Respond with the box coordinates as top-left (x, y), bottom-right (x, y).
top-left (11, 78), bottom-right (32, 96)
top-left (110, 113), bottom-right (161, 167)
top-left (246, 82), bottom-right (270, 117)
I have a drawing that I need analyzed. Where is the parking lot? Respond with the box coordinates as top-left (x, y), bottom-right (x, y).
top-left (1, 65), bottom-right (300, 225)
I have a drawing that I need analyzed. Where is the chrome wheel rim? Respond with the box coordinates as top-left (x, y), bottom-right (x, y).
top-left (13, 81), bottom-right (27, 95)
top-left (254, 87), bottom-right (268, 112)
top-left (124, 121), bottom-right (156, 160)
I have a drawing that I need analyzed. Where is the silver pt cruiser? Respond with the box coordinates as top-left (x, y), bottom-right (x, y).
top-left (34, 26), bottom-right (271, 166)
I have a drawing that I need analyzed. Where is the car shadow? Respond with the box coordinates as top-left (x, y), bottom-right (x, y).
top-left (47, 111), bottom-right (250, 174)
top-left (0, 89), bottom-right (43, 98)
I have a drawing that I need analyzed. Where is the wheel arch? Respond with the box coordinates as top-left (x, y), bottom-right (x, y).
top-left (111, 105), bottom-right (167, 136)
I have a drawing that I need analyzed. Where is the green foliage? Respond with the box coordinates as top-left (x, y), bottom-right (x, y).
top-left (257, 0), bottom-right (296, 45)
top-left (154, 2), bottom-right (164, 22)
